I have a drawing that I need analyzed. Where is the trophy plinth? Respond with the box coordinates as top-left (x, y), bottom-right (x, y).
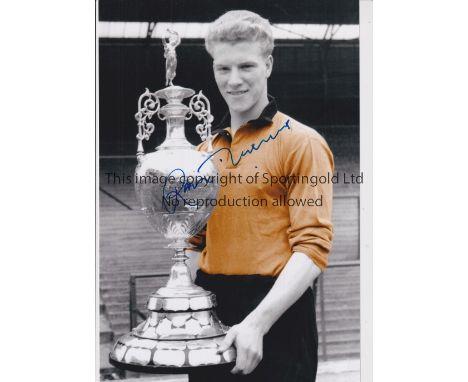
top-left (110, 259), bottom-right (236, 370)
top-left (110, 251), bottom-right (236, 370)
top-left (109, 30), bottom-right (236, 372)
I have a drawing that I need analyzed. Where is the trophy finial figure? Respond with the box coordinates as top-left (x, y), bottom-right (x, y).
top-left (162, 29), bottom-right (181, 86)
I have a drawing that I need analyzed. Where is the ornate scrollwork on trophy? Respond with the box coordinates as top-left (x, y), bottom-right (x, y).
top-left (135, 89), bottom-right (161, 160)
top-left (188, 91), bottom-right (214, 150)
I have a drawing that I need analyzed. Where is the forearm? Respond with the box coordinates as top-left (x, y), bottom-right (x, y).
top-left (244, 252), bottom-right (321, 334)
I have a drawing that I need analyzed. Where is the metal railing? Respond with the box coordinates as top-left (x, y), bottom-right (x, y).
top-left (128, 260), bottom-right (360, 361)
top-left (129, 272), bottom-right (169, 330)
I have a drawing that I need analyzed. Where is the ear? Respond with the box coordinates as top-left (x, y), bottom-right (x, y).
top-left (265, 55), bottom-right (273, 78)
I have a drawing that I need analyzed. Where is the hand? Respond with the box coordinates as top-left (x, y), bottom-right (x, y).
top-left (217, 320), bottom-right (265, 375)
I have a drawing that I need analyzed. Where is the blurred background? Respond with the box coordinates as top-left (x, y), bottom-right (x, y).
top-left (98, 1), bottom-right (360, 381)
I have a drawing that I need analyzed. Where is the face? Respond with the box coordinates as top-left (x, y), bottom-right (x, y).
top-left (212, 41), bottom-right (273, 117)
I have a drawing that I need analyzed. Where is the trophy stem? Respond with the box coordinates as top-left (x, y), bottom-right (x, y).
top-left (166, 248), bottom-right (194, 289)
top-left (173, 247), bottom-right (187, 260)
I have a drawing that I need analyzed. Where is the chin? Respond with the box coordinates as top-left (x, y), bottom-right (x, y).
top-left (226, 101), bottom-right (252, 114)
top-left (229, 104), bottom-right (247, 113)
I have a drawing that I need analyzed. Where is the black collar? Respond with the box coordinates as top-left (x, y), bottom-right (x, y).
top-left (211, 95), bottom-right (278, 141)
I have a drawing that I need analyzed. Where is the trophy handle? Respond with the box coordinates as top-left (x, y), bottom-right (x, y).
top-left (135, 88), bottom-right (161, 163)
top-left (187, 91), bottom-right (214, 152)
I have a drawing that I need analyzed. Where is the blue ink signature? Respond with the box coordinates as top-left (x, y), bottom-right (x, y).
top-left (162, 119), bottom-right (291, 213)
top-left (162, 168), bottom-right (214, 213)
top-left (196, 119), bottom-right (291, 172)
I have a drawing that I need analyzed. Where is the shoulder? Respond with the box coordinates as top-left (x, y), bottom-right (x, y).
top-left (273, 111), bottom-right (331, 151)
top-left (273, 112), bottom-right (334, 170)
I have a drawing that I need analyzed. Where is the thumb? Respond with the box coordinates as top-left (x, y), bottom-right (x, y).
top-left (217, 327), bottom-right (236, 354)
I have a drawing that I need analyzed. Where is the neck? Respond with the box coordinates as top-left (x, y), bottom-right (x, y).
top-left (230, 94), bottom-right (269, 135)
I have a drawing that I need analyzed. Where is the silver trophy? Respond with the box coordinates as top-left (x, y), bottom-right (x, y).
top-left (109, 30), bottom-right (236, 372)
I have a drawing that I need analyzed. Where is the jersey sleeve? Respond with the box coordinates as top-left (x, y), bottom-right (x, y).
top-left (282, 129), bottom-right (334, 270)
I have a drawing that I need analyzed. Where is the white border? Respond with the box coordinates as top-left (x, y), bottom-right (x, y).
top-left (359, 1), bottom-right (373, 381)
top-left (95, 1), bottom-right (101, 381)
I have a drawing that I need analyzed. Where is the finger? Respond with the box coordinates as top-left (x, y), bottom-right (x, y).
top-left (243, 354), bottom-right (262, 375)
top-left (231, 345), bottom-right (247, 374)
top-left (217, 329), bottom-right (236, 354)
top-left (217, 333), bottom-right (234, 354)
top-left (242, 344), bottom-right (262, 375)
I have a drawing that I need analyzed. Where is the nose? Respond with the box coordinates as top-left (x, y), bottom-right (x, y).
top-left (227, 68), bottom-right (242, 87)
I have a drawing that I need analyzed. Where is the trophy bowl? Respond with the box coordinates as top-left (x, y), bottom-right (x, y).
top-left (135, 148), bottom-right (218, 252)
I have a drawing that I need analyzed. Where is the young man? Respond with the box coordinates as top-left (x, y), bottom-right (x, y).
top-left (188, 10), bottom-right (334, 382)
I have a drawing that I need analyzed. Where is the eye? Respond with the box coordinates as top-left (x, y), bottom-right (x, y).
top-left (216, 66), bottom-right (229, 73)
top-left (240, 64), bottom-right (255, 70)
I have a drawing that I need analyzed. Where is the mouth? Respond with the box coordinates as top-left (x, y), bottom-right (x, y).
top-left (227, 90), bottom-right (248, 96)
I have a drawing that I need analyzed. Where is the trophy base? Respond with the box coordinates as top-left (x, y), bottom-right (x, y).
top-left (147, 287), bottom-right (216, 311)
top-left (109, 332), bottom-right (236, 371)
top-left (109, 286), bottom-right (236, 371)
top-left (109, 251), bottom-right (236, 371)
top-left (109, 356), bottom-right (235, 374)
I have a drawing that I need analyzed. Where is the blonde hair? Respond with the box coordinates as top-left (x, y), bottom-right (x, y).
top-left (205, 10), bottom-right (274, 57)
